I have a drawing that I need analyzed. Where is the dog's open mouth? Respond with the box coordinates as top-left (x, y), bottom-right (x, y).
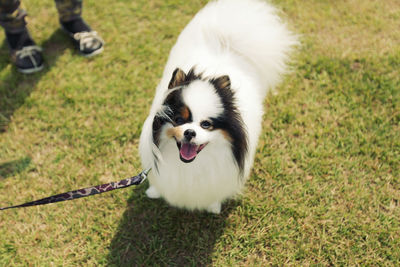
top-left (176, 141), bottom-right (207, 163)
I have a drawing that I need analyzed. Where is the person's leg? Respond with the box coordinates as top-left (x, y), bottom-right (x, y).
top-left (0, 0), bottom-right (43, 73)
top-left (0, 0), bottom-right (26, 33)
top-left (55, 0), bottom-right (104, 57)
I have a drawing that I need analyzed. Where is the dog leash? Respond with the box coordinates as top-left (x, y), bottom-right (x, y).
top-left (0, 168), bottom-right (151, 211)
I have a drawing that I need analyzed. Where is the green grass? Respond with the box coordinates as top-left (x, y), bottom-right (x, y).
top-left (1, 0), bottom-right (399, 265)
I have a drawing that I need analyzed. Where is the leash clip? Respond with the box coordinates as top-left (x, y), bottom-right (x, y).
top-left (139, 168), bottom-right (151, 184)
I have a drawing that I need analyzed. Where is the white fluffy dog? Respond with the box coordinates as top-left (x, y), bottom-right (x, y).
top-left (139, 0), bottom-right (296, 213)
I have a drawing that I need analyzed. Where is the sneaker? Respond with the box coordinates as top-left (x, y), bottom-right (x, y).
top-left (61, 18), bottom-right (104, 57)
top-left (70, 31), bottom-right (104, 57)
top-left (6, 30), bottom-right (44, 74)
top-left (13, 45), bottom-right (44, 74)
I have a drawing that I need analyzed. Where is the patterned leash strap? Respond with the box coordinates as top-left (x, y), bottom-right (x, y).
top-left (0, 168), bottom-right (150, 211)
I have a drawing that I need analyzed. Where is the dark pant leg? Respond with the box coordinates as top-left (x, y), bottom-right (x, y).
top-left (0, 0), bottom-right (27, 33)
top-left (54, 0), bottom-right (82, 22)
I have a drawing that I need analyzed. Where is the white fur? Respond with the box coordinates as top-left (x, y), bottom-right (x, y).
top-left (139, 0), bottom-right (297, 213)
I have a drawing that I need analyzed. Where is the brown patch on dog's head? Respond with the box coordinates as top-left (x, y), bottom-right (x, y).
top-left (180, 106), bottom-right (190, 121)
top-left (219, 129), bottom-right (233, 142)
top-left (167, 127), bottom-right (184, 140)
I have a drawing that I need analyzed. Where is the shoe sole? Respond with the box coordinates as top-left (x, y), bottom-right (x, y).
top-left (81, 45), bottom-right (104, 58)
top-left (17, 64), bottom-right (44, 74)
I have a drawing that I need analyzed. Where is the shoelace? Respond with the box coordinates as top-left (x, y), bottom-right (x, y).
top-left (15, 45), bottom-right (42, 68)
top-left (73, 31), bottom-right (104, 51)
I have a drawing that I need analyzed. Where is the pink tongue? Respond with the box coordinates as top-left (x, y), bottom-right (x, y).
top-left (180, 143), bottom-right (198, 161)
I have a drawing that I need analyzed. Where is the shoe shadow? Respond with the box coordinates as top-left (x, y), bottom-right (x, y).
top-left (0, 156), bottom-right (32, 179)
top-left (0, 40), bottom-right (10, 73)
top-left (0, 29), bottom-right (71, 132)
top-left (107, 185), bottom-right (237, 266)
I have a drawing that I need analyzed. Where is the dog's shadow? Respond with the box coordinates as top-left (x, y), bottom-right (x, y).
top-left (107, 184), bottom-right (237, 266)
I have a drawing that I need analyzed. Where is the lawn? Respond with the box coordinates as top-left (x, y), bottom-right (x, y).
top-left (0, 0), bottom-right (399, 265)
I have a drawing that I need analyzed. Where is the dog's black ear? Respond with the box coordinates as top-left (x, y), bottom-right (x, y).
top-left (152, 115), bottom-right (163, 147)
top-left (211, 75), bottom-right (231, 90)
top-left (168, 68), bottom-right (187, 89)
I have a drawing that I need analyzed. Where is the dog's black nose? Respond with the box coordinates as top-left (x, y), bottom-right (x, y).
top-left (184, 129), bottom-right (196, 141)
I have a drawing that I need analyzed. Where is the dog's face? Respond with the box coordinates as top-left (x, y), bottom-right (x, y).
top-left (152, 68), bottom-right (248, 170)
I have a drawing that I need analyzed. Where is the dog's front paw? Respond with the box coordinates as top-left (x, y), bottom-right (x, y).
top-left (146, 186), bottom-right (161, 199)
top-left (206, 202), bottom-right (221, 214)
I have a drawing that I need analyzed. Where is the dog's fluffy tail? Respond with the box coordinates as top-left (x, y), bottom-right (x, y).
top-left (196, 0), bottom-right (297, 94)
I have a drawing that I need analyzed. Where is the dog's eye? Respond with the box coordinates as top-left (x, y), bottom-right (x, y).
top-left (174, 116), bottom-right (185, 125)
top-left (200, 120), bottom-right (213, 129)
